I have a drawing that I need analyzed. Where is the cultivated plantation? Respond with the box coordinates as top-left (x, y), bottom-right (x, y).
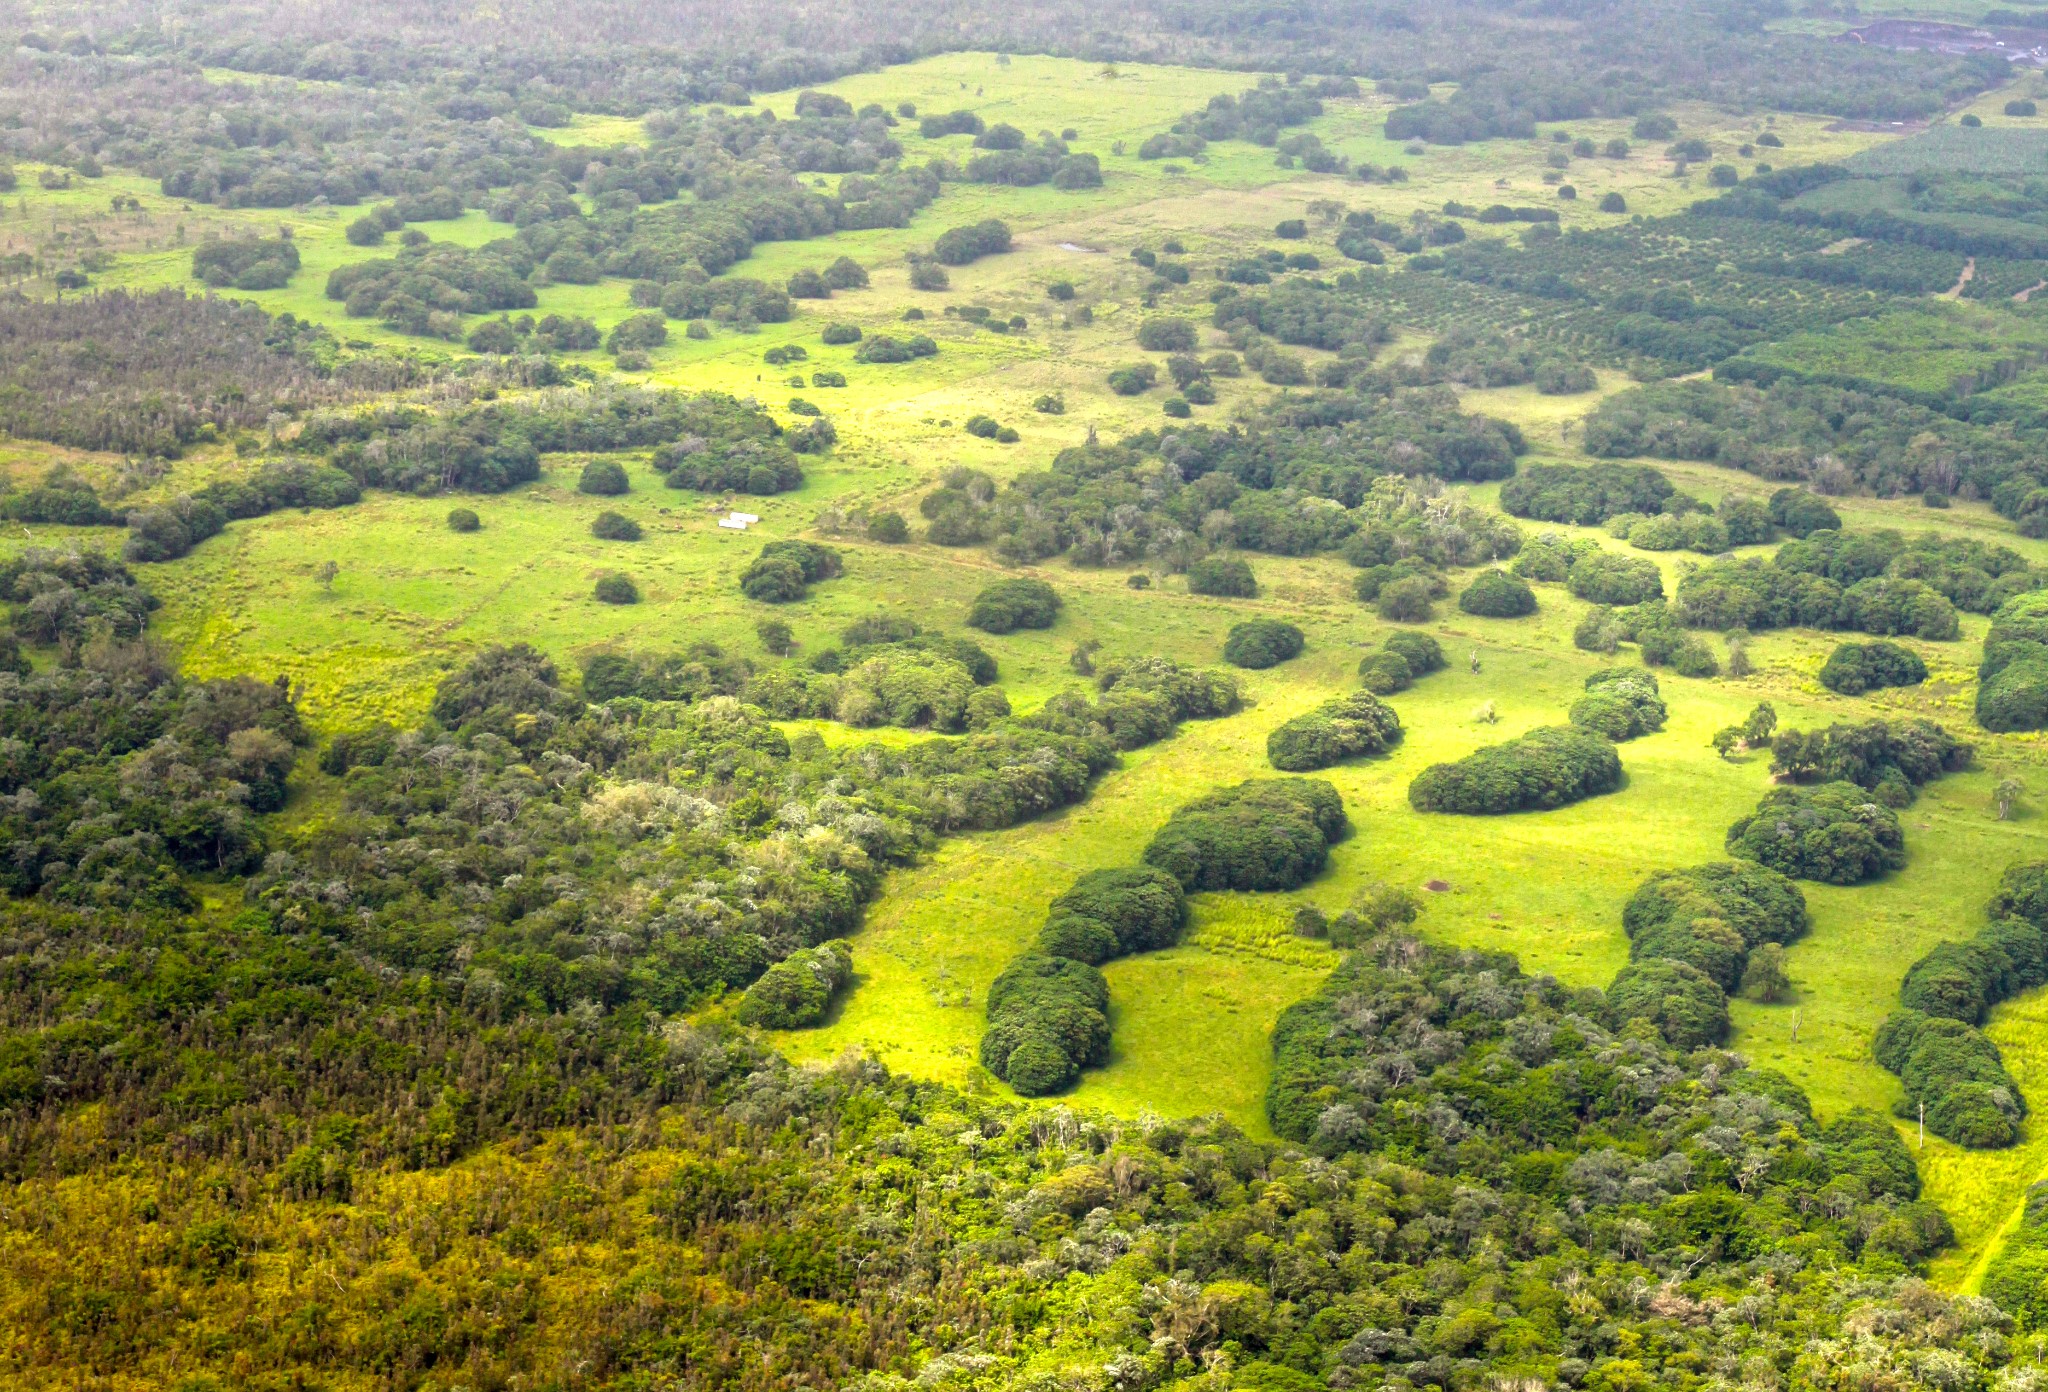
top-left (11, 1), bottom-right (2048, 1386)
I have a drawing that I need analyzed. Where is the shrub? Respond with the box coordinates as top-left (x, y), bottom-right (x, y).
top-left (820, 322), bottom-right (863, 345)
top-left (607, 313), bottom-right (668, 354)
top-left (1819, 641), bottom-right (1928, 696)
top-left (578, 459), bottom-right (630, 496)
top-left (735, 941), bottom-right (853, 1028)
top-left (1223, 618), bottom-right (1305, 669)
top-left (1187, 556), bottom-right (1257, 597)
top-left (1268, 691), bottom-right (1403, 771)
top-left (594, 573), bottom-right (640, 605)
top-left (854, 333), bottom-right (939, 364)
top-left (1623, 861), bottom-right (1807, 992)
top-left (1357, 651), bottom-right (1413, 694)
top-left (821, 256), bottom-right (869, 290)
top-left (1137, 317), bottom-right (1199, 352)
top-left (1570, 669), bottom-right (1666, 740)
top-left (1378, 575), bottom-right (1438, 622)
top-left (446, 508), bottom-right (481, 532)
top-left (1385, 631), bottom-right (1446, 674)
top-left (908, 260), bottom-right (950, 291)
top-left (1725, 781), bottom-right (1905, 883)
top-left (867, 510), bottom-right (909, 543)
top-left (1458, 569), bottom-right (1536, 618)
top-left (1568, 552), bottom-right (1664, 606)
top-left (1875, 1009), bottom-right (2023, 1148)
top-left (979, 953), bottom-right (1110, 1095)
top-left (1768, 487), bottom-right (1840, 538)
top-left (1608, 959), bottom-right (1730, 1050)
top-left (932, 219), bottom-right (1013, 265)
top-left (1042, 867), bottom-right (1188, 959)
top-left (1143, 778), bottom-right (1347, 892)
top-left (1501, 463), bottom-right (1674, 525)
top-left (739, 540), bottom-right (842, 603)
top-left (1768, 717), bottom-right (1970, 799)
top-left (1107, 363), bottom-right (1159, 395)
top-left (591, 510), bottom-right (642, 541)
top-left (1599, 192), bottom-right (1628, 213)
top-left (1409, 726), bottom-right (1623, 814)
top-left (968, 578), bottom-right (1061, 633)
top-left (964, 414), bottom-right (1001, 439)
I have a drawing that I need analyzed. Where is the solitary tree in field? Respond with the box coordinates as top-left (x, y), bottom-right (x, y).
top-left (316, 560), bottom-right (339, 592)
top-left (1742, 943), bottom-right (1791, 1003)
top-left (1741, 700), bottom-right (1777, 748)
top-left (1998, 777), bottom-right (2025, 821)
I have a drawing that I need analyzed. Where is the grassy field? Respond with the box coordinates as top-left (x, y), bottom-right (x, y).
top-left (5, 50), bottom-right (2048, 1283)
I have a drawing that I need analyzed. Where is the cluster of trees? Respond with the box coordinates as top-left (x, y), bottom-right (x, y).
top-left (929, 218), bottom-right (1012, 266)
top-left (735, 940), bottom-right (854, 1028)
top-left (1141, 778), bottom-right (1347, 892)
top-left (739, 538), bottom-right (843, 602)
top-left (1619, 861), bottom-right (1809, 1039)
top-left (1675, 559), bottom-right (1961, 642)
top-left (1358, 629), bottom-right (1445, 694)
top-left (1978, 591), bottom-right (2048, 732)
top-left (1268, 924), bottom-right (1962, 1387)
top-left (191, 235), bottom-right (301, 290)
top-left (967, 578), bottom-right (1060, 633)
top-left (746, 642), bottom-right (1002, 732)
top-left (980, 867), bottom-right (1188, 1095)
top-left (1500, 462), bottom-right (1676, 526)
top-left (0, 632), bottom-right (307, 907)
top-left (1569, 668), bottom-right (1666, 742)
top-left (0, 290), bottom-right (373, 457)
top-left (1725, 782), bottom-right (1906, 884)
top-left (1768, 716), bottom-right (1973, 807)
top-left (0, 465), bottom-right (122, 527)
top-left (1267, 690), bottom-right (1402, 772)
top-left (1876, 861), bottom-right (2048, 1147)
top-left (1144, 79), bottom-right (1350, 161)
top-left (913, 398), bottom-right (1525, 572)
top-left (1772, 526), bottom-right (2040, 615)
top-left (122, 457), bottom-right (364, 562)
top-left (0, 547), bottom-right (157, 649)
top-left (1221, 617), bottom-right (1303, 669)
top-left (1766, 610), bottom-right (1898, 696)
top-left (326, 241), bottom-right (541, 338)
top-left (1583, 378), bottom-right (2048, 507)
top-left (1409, 725), bottom-right (1623, 815)
top-left (295, 385), bottom-right (821, 498)
top-left (581, 642), bottom-right (753, 703)
top-left (1458, 568), bottom-right (1535, 618)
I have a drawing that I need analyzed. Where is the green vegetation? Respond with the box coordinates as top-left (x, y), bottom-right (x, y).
top-left (1142, 778), bottom-right (1346, 892)
top-left (1221, 616), bottom-right (1304, 668)
top-left (15, 11), bottom-right (2048, 1383)
top-left (966, 576), bottom-right (1060, 633)
top-left (1820, 639), bottom-right (1929, 695)
top-left (1410, 725), bottom-right (1624, 815)
top-left (1266, 690), bottom-right (1403, 771)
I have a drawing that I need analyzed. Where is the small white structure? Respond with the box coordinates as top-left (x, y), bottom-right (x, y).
top-left (729, 512), bottom-right (760, 524)
top-left (718, 517), bottom-right (749, 531)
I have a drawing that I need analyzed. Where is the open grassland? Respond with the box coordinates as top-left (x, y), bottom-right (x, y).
top-left (5, 51), bottom-right (2048, 1283)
